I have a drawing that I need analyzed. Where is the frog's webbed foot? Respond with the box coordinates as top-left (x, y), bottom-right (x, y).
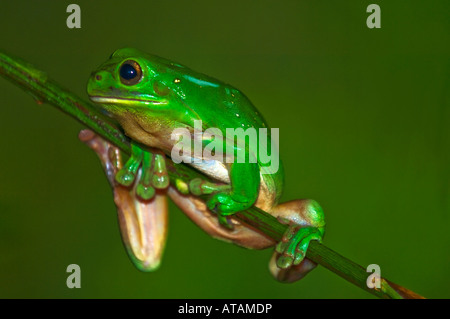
top-left (206, 192), bottom-right (252, 216)
top-left (115, 143), bottom-right (169, 200)
top-left (187, 178), bottom-right (232, 228)
top-left (188, 178), bottom-right (253, 229)
top-left (275, 222), bottom-right (323, 269)
top-left (267, 199), bottom-right (325, 282)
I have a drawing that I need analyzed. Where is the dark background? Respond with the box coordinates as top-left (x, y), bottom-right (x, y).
top-left (0, 1), bottom-right (449, 298)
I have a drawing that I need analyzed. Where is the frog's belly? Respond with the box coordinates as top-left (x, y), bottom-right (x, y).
top-left (188, 159), bottom-right (230, 184)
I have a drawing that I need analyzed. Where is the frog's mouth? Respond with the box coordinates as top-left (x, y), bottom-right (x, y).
top-left (90, 96), bottom-right (168, 106)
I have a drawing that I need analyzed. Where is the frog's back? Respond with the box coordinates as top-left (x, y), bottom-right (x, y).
top-left (182, 72), bottom-right (285, 208)
top-left (149, 52), bottom-right (285, 208)
top-left (198, 83), bottom-right (285, 209)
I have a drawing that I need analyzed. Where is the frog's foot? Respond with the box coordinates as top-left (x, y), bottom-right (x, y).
top-left (275, 223), bottom-right (323, 269)
top-left (150, 153), bottom-right (170, 189)
top-left (188, 178), bottom-right (230, 196)
top-left (267, 199), bottom-right (325, 282)
top-left (187, 178), bottom-right (236, 228)
top-left (207, 192), bottom-right (253, 229)
top-left (189, 179), bottom-right (255, 228)
top-left (188, 178), bottom-right (233, 228)
top-left (115, 144), bottom-right (169, 201)
top-left (135, 151), bottom-right (169, 200)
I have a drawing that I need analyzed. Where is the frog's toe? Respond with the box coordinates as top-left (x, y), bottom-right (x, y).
top-left (275, 225), bottom-right (323, 269)
top-left (189, 178), bottom-right (230, 196)
top-left (207, 192), bottom-right (249, 216)
top-left (151, 153), bottom-right (169, 189)
top-left (276, 254), bottom-right (295, 269)
top-left (217, 214), bottom-right (234, 229)
top-left (206, 192), bottom-right (252, 229)
top-left (189, 178), bottom-right (204, 196)
top-left (115, 145), bottom-right (143, 187)
top-left (152, 173), bottom-right (169, 189)
top-left (136, 183), bottom-right (155, 201)
top-left (269, 253), bottom-right (318, 283)
top-left (132, 150), bottom-right (169, 201)
top-left (135, 151), bottom-right (156, 200)
top-left (116, 167), bottom-right (138, 186)
top-left (292, 231), bottom-right (322, 265)
top-left (206, 192), bottom-right (226, 213)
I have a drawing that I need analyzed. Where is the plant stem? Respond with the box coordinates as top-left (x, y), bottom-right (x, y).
top-left (0, 51), bottom-right (424, 299)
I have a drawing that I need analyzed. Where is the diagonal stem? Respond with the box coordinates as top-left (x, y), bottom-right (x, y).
top-left (0, 51), bottom-right (424, 299)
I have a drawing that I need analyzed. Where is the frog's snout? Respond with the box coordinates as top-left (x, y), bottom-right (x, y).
top-left (89, 70), bottom-right (106, 84)
top-left (87, 70), bottom-right (109, 97)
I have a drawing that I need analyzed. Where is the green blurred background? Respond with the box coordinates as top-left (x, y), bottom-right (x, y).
top-left (0, 0), bottom-right (449, 298)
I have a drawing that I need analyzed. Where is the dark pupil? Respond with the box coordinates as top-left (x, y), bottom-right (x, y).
top-left (120, 63), bottom-right (137, 80)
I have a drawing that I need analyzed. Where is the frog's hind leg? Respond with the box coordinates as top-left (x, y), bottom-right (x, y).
top-left (267, 199), bottom-right (325, 283)
top-left (167, 186), bottom-right (274, 249)
top-left (79, 129), bottom-right (169, 272)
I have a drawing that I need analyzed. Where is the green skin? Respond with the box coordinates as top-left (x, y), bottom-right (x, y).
top-left (87, 48), bottom-right (325, 279)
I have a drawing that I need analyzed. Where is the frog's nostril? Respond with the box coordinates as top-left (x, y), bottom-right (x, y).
top-left (95, 74), bottom-right (102, 81)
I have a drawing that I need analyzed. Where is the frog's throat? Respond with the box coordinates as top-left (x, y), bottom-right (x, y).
top-left (90, 96), bottom-right (168, 106)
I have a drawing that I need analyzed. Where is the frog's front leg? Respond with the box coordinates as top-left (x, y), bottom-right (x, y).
top-left (268, 199), bottom-right (325, 283)
top-left (189, 162), bottom-right (260, 227)
top-left (115, 142), bottom-right (169, 200)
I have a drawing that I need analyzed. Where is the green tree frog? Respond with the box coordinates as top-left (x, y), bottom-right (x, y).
top-left (86, 48), bottom-right (325, 282)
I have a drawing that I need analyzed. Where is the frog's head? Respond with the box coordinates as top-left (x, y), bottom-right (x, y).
top-left (87, 48), bottom-right (199, 125)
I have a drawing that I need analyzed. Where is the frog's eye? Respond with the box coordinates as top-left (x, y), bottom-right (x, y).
top-left (119, 60), bottom-right (142, 85)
